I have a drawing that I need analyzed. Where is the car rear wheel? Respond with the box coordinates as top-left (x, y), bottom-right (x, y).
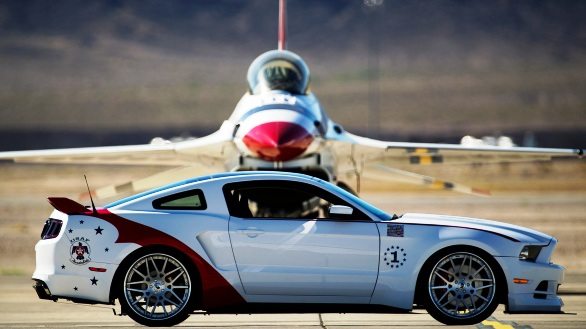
top-left (119, 252), bottom-right (195, 327)
top-left (423, 250), bottom-right (499, 325)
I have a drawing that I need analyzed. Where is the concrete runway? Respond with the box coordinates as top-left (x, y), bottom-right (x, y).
top-left (1, 276), bottom-right (585, 329)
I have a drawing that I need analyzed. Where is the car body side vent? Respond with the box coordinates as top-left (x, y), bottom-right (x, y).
top-left (534, 280), bottom-right (549, 299)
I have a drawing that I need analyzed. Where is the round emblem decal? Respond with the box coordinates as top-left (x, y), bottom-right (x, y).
top-left (70, 237), bottom-right (91, 265)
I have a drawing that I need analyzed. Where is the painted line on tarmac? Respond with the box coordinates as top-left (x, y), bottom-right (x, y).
top-left (559, 291), bottom-right (586, 296)
top-left (477, 316), bottom-right (532, 329)
top-left (318, 313), bottom-right (327, 329)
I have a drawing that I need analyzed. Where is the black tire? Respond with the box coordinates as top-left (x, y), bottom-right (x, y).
top-left (421, 248), bottom-right (500, 325)
top-left (118, 250), bottom-right (197, 327)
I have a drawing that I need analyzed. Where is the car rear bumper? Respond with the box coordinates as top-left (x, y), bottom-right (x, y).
top-left (33, 279), bottom-right (56, 301)
top-left (33, 232), bottom-right (117, 304)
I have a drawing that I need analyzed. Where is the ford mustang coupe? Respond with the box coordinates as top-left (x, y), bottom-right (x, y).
top-left (33, 172), bottom-right (564, 326)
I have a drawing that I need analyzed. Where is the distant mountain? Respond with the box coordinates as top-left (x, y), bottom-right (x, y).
top-left (1, 0), bottom-right (585, 62)
top-left (0, 0), bottom-right (585, 148)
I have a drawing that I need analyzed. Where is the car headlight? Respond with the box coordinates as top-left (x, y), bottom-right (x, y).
top-left (519, 245), bottom-right (543, 262)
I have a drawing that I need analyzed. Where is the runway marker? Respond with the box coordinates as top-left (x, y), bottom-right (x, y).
top-left (476, 316), bottom-right (532, 329)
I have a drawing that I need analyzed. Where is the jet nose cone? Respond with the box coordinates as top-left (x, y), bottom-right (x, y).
top-left (243, 121), bottom-right (313, 161)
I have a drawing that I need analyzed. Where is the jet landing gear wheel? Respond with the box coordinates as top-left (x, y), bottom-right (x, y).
top-left (423, 251), bottom-right (499, 325)
top-left (119, 252), bottom-right (195, 327)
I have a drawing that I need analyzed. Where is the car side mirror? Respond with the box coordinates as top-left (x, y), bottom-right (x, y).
top-left (329, 205), bottom-right (353, 216)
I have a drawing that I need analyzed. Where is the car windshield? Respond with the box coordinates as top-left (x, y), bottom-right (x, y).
top-left (313, 178), bottom-right (395, 221)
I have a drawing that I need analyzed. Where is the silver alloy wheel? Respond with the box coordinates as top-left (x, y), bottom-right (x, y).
top-left (123, 253), bottom-right (192, 321)
top-left (428, 252), bottom-right (495, 319)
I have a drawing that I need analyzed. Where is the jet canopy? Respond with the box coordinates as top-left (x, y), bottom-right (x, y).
top-left (247, 50), bottom-right (310, 95)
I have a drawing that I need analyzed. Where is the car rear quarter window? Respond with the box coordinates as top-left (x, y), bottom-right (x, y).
top-left (152, 189), bottom-right (207, 210)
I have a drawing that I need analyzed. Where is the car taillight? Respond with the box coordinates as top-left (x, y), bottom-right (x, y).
top-left (41, 218), bottom-right (63, 239)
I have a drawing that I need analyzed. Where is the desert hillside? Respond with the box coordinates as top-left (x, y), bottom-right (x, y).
top-left (0, 0), bottom-right (584, 150)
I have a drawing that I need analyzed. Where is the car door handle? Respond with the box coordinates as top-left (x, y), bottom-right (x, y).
top-left (238, 228), bottom-right (264, 238)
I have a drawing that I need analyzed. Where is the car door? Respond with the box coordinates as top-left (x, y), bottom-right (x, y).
top-left (225, 180), bottom-right (380, 297)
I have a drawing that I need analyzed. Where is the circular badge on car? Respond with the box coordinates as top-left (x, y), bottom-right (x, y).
top-left (384, 245), bottom-right (407, 269)
top-left (70, 237), bottom-right (91, 265)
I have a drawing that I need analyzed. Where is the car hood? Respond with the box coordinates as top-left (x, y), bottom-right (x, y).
top-left (396, 213), bottom-right (552, 244)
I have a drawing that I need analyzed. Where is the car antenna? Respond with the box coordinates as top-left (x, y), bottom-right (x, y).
top-left (84, 174), bottom-right (97, 215)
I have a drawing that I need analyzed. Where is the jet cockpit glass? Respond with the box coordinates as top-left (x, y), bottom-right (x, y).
top-left (255, 60), bottom-right (304, 94)
top-left (247, 50), bottom-right (310, 95)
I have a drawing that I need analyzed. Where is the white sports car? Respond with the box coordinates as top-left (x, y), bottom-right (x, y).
top-left (33, 172), bottom-right (564, 326)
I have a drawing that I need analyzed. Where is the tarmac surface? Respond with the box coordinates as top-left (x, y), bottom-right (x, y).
top-left (1, 275), bottom-right (585, 329)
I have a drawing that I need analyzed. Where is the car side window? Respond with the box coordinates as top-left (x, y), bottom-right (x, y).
top-left (223, 181), bottom-right (370, 220)
top-left (228, 186), bottom-right (325, 218)
top-left (152, 189), bottom-right (207, 210)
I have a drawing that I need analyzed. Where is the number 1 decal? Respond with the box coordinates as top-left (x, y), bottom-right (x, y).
top-left (384, 246), bottom-right (408, 269)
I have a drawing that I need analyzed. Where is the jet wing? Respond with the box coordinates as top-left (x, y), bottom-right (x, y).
top-left (0, 121), bottom-right (236, 167)
top-left (329, 129), bottom-right (582, 195)
top-left (329, 130), bottom-right (583, 169)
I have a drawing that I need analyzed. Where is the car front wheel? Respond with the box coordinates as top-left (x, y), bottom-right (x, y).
top-left (423, 250), bottom-right (500, 325)
top-left (119, 252), bottom-right (195, 327)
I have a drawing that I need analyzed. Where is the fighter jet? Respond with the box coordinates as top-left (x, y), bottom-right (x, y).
top-left (0, 0), bottom-right (582, 199)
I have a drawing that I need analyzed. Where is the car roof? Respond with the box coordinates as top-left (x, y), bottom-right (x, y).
top-left (105, 171), bottom-right (318, 208)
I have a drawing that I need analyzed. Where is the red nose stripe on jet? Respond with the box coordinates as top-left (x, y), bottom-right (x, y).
top-left (243, 121), bottom-right (313, 161)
